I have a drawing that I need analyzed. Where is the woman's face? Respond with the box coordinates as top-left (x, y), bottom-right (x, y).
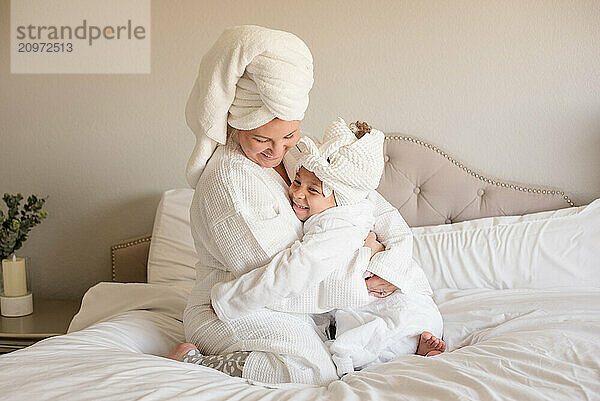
top-left (237, 118), bottom-right (300, 168)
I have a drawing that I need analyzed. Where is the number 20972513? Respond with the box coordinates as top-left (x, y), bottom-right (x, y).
top-left (17, 42), bottom-right (73, 52)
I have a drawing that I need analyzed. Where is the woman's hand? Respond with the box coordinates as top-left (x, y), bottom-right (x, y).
top-left (364, 232), bottom-right (384, 260)
top-left (363, 233), bottom-right (395, 297)
top-left (365, 275), bottom-right (398, 298)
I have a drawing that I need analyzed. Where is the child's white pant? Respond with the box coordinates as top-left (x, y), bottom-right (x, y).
top-left (329, 291), bottom-right (443, 376)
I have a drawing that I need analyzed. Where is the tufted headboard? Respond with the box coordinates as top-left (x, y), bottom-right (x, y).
top-left (111, 134), bottom-right (577, 282)
top-left (378, 135), bottom-right (575, 227)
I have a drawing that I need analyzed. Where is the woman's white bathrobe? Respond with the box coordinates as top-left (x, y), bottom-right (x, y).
top-left (184, 137), bottom-right (433, 385)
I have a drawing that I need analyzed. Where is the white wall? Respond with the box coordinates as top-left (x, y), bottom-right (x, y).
top-left (1, 0), bottom-right (599, 300)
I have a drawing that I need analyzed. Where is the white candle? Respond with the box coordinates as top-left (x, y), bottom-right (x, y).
top-left (2, 255), bottom-right (28, 297)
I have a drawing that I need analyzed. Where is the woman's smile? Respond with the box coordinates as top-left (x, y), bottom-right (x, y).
top-left (260, 151), bottom-right (277, 160)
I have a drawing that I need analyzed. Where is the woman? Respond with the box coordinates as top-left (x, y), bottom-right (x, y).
top-left (168, 25), bottom-right (404, 385)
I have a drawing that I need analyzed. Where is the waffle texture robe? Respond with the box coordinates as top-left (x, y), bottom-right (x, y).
top-left (184, 136), bottom-right (434, 384)
top-left (210, 190), bottom-right (442, 377)
top-left (184, 136), bottom-right (369, 385)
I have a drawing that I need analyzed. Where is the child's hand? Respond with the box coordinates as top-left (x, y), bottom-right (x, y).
top-left (364, 232), bottom-right (384, 260)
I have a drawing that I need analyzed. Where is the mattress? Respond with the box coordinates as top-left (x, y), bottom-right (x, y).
top-left (1, 282), bottom-right (598, 400)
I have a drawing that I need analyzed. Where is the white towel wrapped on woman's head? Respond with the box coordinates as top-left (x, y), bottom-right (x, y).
top-left (184, 25), bottom-right (314, 188)
top-left (295, 118), bottom-right (385, 206)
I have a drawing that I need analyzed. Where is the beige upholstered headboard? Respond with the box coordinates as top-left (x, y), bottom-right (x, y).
top-left (379, 135), bottom-right (574, 226)
top-left (111, 134), bottom-right (576, 283)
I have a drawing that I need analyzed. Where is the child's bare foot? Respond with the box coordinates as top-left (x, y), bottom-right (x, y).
top-left (166, 342), bottom-right (197, 361)
top-left (416, 331), bottom-right (446, 356)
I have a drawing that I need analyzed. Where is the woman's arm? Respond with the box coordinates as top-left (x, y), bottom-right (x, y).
top-left (265, 234), bottom-right (383, 314)
top-left (362, 232), bottom-right (398, 297)
top-left (210, 210), bottom-right (370, 321)
top-left (364, 191), bottom-right (433, 295)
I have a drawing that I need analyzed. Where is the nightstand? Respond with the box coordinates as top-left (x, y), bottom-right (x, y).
top-left (0, 299), bottom-right (80, 354)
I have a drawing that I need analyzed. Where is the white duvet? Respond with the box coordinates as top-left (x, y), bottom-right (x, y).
top-left (1, 282), bottom-right (598, 400)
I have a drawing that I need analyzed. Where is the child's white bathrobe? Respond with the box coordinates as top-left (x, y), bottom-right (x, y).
top-left (184, 136), bottom-right (437, 385)
top-left (288, 202), bottom-right (442, 377)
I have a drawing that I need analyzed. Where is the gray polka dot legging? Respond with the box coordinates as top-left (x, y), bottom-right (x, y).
top-left (182, 349), bottom-right (249, 377)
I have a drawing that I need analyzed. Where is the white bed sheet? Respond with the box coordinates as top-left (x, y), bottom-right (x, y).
top-left (1, 283), bottom-right (598, 400)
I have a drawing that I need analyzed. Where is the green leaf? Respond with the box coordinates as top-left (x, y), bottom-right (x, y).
top-left (1, 193), bottom-right (48, 257)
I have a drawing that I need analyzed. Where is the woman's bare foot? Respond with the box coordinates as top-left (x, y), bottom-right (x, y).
top-left (416, 331), bottom-right (446, 356)
top-left (166, 342), bottom-right (198, 361)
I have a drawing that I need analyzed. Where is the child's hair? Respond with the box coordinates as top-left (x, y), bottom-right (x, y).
top-left (349, 121), bottom-right (371, 139)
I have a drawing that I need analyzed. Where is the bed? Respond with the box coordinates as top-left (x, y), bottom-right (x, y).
top-left (1, 134), bottom-right (598, 400)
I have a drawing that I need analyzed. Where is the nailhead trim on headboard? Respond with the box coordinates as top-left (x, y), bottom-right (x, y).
top-left (384, 135), bottom-right (575, 207)
top-left (110, 235), bottom-right (152, 281)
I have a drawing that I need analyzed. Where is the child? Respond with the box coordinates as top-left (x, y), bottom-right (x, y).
top-left (288, 118), bottom-right (445, 376)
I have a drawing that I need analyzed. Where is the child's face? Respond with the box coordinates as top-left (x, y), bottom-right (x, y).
top-left (288, 167), bottom-right (337, 221)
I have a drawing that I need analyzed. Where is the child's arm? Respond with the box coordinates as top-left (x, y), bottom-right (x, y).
top-left (365, 191), bottom-right (433, 295)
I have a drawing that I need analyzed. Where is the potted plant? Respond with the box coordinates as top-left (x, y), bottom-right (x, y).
top-left (0, 193), bottom-right (48, 316)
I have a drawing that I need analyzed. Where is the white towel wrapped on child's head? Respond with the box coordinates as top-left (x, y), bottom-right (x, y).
top-left (295, 118), bottom-right (385, 206)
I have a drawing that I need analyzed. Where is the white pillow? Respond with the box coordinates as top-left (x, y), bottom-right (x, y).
top-left (147, 189), bottom-right (197, 285)
top-left (412, 199), bottom-right (600, 290)
top-left (148, 188), bottom-right (600, 291)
